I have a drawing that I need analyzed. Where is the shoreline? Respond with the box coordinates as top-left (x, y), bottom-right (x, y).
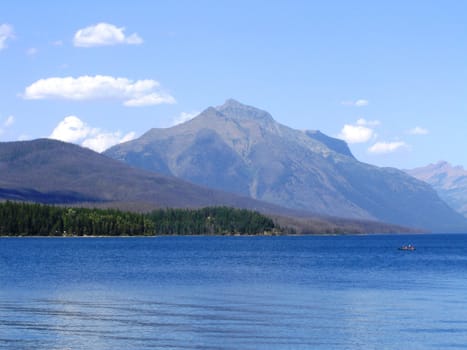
top-left (0, 231), bottom-right (433, 238)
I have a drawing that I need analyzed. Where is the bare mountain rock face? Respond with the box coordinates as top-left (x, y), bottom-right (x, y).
top-left (105, 99), bottom-right (467, 232)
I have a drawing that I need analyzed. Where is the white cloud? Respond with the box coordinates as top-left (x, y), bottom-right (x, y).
top-left (171, 111), bottom-right (198, 126)
top-left (23, 75), bottom-right (175, 107)
top-left (50, 116), bottom-right (94, 143)
top-left (338, 124), bottom-right (374, 144)
top-left (368, 141), bottom-right (407, 154)
top-left (341, 99), bottom-right (369, 107)
top-left (49, 115), bottom-right (136, 152)
top-left (73, 22), bottom-right (143, 47)
top-left (0, 24), bottom-right (14, 50)
top-left (408, 126), bottom-right (429, 135)
top-left (82, 131), bottom-right (136, 153)
top-left (4, 115), bottom-right (15, 127)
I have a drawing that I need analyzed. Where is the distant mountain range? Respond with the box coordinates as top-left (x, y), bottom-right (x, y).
top-left (406, 161), bottom-right (467, 218)
top-left (0, 138), bottom-right (410, 234)
top-left (104, 99), bottom-right (467, 232)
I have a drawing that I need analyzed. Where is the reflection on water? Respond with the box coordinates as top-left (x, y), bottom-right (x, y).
top-left (1, 235), bottom-right (467, 349)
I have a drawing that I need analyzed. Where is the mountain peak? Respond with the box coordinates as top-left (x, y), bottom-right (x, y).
top-left (219, 98), bottom-right (244, 108)
top-left (105, 100), bottom-right (467, 232)
top-left (215, 99), bottom-right (274, 123)
top-left (433, 160), bottom-right (450, 169)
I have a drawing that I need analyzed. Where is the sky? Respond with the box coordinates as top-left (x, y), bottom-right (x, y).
top-left (0, 0), bottom-right (466, 169)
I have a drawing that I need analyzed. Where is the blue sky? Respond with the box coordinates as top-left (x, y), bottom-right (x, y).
top-left (1, 1), bottom-right (465, 169)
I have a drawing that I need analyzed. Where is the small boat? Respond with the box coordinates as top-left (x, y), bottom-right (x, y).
top-left (398, 244), bottom-right (416, 251)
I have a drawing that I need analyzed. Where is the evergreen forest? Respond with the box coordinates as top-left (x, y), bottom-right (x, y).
top-left (0, 201), bottom-right (283, 236)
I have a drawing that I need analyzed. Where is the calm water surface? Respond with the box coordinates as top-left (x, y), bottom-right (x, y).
top-left (1, 234), bottom-right (467, 349)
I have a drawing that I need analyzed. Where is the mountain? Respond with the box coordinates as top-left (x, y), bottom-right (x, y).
top-left (104, 99), bottom-right (467, 232)
top-left (0, 138), bottom-right (414, 234)
top-left (0, 138), bottom-right (301, 212)
top-left (406, 161), bottom-right (467, 218)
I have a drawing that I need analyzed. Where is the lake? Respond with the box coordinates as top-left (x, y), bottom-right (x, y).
top-left (1, 234), bottom-right (467, 349)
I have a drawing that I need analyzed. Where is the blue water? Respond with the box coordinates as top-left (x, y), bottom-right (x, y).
top-left (1, 234), bottom-right (467, 349)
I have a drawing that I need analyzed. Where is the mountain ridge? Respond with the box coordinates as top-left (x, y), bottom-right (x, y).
top-left (105, 99), bottom-right (467, 232)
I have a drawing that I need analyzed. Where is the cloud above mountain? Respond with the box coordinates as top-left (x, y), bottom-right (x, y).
top-left (73, 22), bottom-right (143, 47)
top-left (338, 117), bottom-right (412, 155)
top-left (49, 115), bottom-right (136, 152)
top-left (338, 117), bottom-right (381, 144)
top-left (23, 75), bottom-right (175, 107)
top-left (338, 124), bottom-right (374, 144)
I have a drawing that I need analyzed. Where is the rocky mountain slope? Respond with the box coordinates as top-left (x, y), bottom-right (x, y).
top-left (104, 99), bottom-right (467, 232)
top-left (406, 161), bottom-right (467, 218)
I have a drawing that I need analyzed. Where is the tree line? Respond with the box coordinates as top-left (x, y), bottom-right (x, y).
top-left (0, 201), bottom-right (283, 236)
